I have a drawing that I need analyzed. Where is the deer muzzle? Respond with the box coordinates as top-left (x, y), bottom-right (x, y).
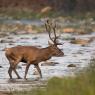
top-left (57, 52), bottom-right (64, 57)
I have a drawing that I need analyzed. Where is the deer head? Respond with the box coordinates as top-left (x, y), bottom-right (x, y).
top-left (45, 19), bottom-right (64, 57)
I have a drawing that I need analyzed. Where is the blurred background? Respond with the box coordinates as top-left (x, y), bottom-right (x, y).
top-left (0, 0), bottom-right (95, 19)
top-left (0, 1), bottom-right (95, 94)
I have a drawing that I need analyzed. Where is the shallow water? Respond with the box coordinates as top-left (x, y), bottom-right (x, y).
top-left (0, 32), bottom-right (95, 91)
top-left (0, 19), bottom-right (43, 26)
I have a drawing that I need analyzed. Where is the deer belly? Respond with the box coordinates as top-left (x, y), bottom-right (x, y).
top-left (21, 58), bottom-right (27, 63)
top-left (41, 56), bottom-right (51, 61)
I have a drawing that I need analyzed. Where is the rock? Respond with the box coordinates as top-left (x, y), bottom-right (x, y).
top-left (70, 38), bottom-right (92, 45)
top-left (63, 28), bottom-right (75, 33)
top-left (34, 45), bottom-right (42, 48)
top-left (16, 66), bottom-right (22, 69)
top-left (0, 32), bottom-right (9, 38)
top-left (81, 44), bottom-right (86, 47)
top-left (9, 43), bottom-right (14, 45)
top-left (12, 31), bottom-right (28, 35)
top-left (8, 40), bottom-right (15, 43)
top-left (41, 61), bottom-right (59, 66)
top-left (20, 37), bottom-right (29, 40)
top-left (62, 28), bottom-right (93, 34)
top-left (41, 6), bottom-right (52, 13)
top-left (25, 25), bottom-right (33, 33)
top-left (7, 37), bottom-right (13, 39)
top-left (0, 40), bottom-right (5, 43)
top-left (67, 64), bottom-right (76, 67)
top-left (32, 37), bottom-right (38, 40)
top-left (0, 39), bottom-right (15, 43)
top-left (60, 34), bottom-right (75, 40)
top-left (77, 51), bottom-right (83, 54)
top-left (0, 66), bottom-right (3, 68)
top-left (11, 31), bottom-right (19, 35)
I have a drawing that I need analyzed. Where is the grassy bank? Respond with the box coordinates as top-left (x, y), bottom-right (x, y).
top-left (12, 59), bottom-right (95, 95)
top-left (0, 8), bottom-right (55, 19)
top-left (0, 8), bottom-right (95, 20)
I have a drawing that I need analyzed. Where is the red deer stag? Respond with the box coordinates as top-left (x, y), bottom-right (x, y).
top-left (5, 20), bottom-right (64, 79)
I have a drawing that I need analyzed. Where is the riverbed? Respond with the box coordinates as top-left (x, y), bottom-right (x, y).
top-left (0, 29), bottom-right (95, 91)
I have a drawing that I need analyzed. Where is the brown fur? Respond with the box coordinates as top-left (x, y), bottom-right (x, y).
top-left (5, 45), bottom-right (64, 79)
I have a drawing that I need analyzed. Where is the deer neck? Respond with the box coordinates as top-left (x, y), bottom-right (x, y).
top-left (40, 46), bottom-right (53, 60)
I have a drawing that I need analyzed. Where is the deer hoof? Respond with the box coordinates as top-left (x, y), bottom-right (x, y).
top-left (18, 77), bottom-right (22, 79)
top-left (35, 77), bottom-right (40, 81)
top-left (9, 77), bottom-right (13, 79)
top-left (24, 77), bottom-right (27, 80)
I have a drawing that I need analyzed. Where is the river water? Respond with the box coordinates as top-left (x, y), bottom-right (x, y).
top-left (0, 21), bottom-right (95, 91)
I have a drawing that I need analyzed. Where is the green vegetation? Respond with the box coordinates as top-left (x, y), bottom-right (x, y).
top-left (0, 8), bottom-right (58, 19)
top-left (0, 0), bottom-right (95, 14)
top-left (12, 59), bottom-right (95, 95)
top-left (0, 8), bottom-right (95, 20)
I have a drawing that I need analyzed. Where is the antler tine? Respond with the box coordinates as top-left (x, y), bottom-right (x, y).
top-left (52, 21), bottom-right (57, 44)
top-left (45, 20), bottom-right (54, 43)
top-left (51, 20), bottom-right (62, 45)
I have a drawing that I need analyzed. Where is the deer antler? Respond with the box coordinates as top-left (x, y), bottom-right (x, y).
top-left (51, 21), bottom-right (57, 44)
top-left (45, 19), bottom-right (62, 45)
top-left (52, 21), bottom-right (62, 45)
top-left (45, 20), bottom-right (54, 43)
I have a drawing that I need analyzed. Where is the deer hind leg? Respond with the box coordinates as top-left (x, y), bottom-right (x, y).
top-left (13, 60), bottom-right (22, 79)
top-left (34, 64), bottom-right (42, 78)
top-left (9, 60), bottom-right (21, 79)
top-left (24, 63), bottom-right (31, 80)
top-left (13, 65), bottom-right (21, 79)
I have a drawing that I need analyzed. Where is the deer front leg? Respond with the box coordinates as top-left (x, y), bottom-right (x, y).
top-left (13, 67), bottom-right (22, 79)
top-left (8, 66), bottom-right (12, 79)
top-left (24, 63), bottom-right (31, 80)
top-left (34, 64), bottom-right (42, 78)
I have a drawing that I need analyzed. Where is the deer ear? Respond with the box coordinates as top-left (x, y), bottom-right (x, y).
top-left (48, 40), bottom-right (54, 46)
top-left (56, 43), bottom-right (63, 45)
top-left (55, 39), bottom-right (63, 45)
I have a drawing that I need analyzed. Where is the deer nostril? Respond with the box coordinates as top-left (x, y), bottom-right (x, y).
top-left (61, 52), bottom-right (64, 56)
top-left (58, 52), bottom-right (64, 57)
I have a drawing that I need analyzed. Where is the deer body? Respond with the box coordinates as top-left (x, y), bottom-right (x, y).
top-left (5, 20), bottom-right (64, 79)
top-left (6, 46), bottom-right (51, 63)
top-left (5, 45), bottom-right (64, 79)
